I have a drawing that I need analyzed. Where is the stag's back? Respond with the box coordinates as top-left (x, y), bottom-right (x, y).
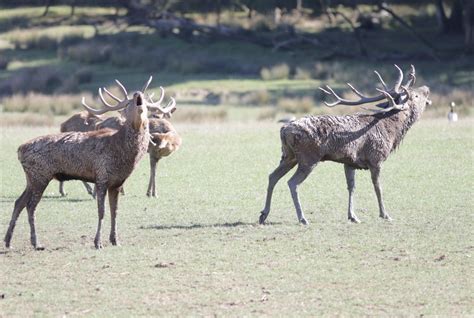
top-left (60, 111), bottom-right (102, 133)
top-left (280, 114), bottom-right (401, 169)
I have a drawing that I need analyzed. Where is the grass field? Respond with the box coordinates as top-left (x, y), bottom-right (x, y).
top-left (0, 118), bottom-right (473, 316)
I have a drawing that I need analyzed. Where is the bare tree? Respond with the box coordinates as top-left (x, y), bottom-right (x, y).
top-left (259, 65), bottom-right (431, 225)
top-left (4, 77), bottom-right (175, 250)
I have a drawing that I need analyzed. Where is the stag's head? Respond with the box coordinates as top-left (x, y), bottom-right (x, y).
top-left (81, 76), bottom-right (177, 131)
top-left (319, 65), bottom-right (431, 116)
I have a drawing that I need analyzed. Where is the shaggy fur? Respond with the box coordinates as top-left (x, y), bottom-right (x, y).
top-left (5, 93), bottom-right (149, 249)
top-left (147, 118), bottom-right (181, 197)
top-left (259, 86), bottom-right (431, 225)
top-left (58, 111), bottom-right (103, 197)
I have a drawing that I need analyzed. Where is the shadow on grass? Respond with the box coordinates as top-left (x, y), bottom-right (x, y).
top-left (140, 221), bottom-right (282, 231)
top-left (0, 196), bottom-right (92, 203)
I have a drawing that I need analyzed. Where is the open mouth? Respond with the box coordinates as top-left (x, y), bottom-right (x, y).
top-left (136, 95), bottom-right (143, 106)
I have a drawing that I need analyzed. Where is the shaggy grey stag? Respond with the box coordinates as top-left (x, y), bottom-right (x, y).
top-left (58, 111), bottom-right (103, 197)
top-left (259, 65), bottom-right (431, 225)
top-left (4, 77), bottom-right (175, 249)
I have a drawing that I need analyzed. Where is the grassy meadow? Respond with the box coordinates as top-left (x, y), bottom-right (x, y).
top-left (1, 119), bottom-right (473, 316)
top-left (0, 3), bottom-right (473, 316)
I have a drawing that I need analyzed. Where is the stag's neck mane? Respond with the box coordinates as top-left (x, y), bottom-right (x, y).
top-left (366, 103), bottom-right (423, 153)
top-left (116, 119), bottom-right (150, 164)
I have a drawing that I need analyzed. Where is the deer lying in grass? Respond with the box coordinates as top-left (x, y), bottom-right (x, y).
top-left (59, 111), bottom-right (102, 198)
top-left (259, 65), bottom-right (431, 225)
top-left (4, 77), bottom-right (175, 249)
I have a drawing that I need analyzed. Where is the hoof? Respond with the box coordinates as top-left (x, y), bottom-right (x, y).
top-left (94, 239), bottom-right (103, 249)
top-left (259, 212), bottom-right (267, 225)
top-left (109, 236), bottom-right (119, 246)
top-left (299, 218), bottom-right (309, 225)
top-left (380, 214), bottom-right (393, 222)
top-left (349, 216), bottom-right (361, 223)
top-left (34, 245), bottom-right (45, 251)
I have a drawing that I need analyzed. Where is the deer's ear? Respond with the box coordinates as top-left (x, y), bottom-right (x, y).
top-left (158, 139), bottom-right (169, 149)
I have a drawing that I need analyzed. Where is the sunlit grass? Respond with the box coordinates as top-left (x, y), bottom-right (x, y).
top-left (0, 119), bottom-right (472, 316)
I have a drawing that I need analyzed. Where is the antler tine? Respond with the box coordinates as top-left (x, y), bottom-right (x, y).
top-left (98, 88), bottom-right (114, 107)
top-left (156, 86), bottom-right (165, 104)
top-left (319, 84), bottom-right (387, 107)
top-left (142, 75), bottom-right (153, 93)
top-left (347, 83), bottom-right (368, 98)
top-left (102, 87), bottom-right (122, 102)
top-left (374, 70), bottom-right (389, 91)
top-left (148, 97), bottom-right (177, 115)
top-left (403, 64), bottom-right (416, 88)
top-left (82, 92), bottom-right (130, 116)
top-left (115, 79), bottom-right (129, 98)
top-left (82, 97), bottom-right (111, 115)
top-left (393, 64), bottom-right (404, 93)
top-left (165, 97), bottom-right (177, 112)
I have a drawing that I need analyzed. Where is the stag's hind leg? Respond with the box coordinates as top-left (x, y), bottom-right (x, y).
top-left (369, 165), bottom-right (392, 221)
top-left (288, 163), bottom-right (315, 225)
top-left (259, 158), bottom-right (297, 224)
top-left (4, 188), bottom-right (31, 248)
top-left (59, 181), bottom-right (66, 196)
top-left (26, 183), bottom-right (48, 250)
top-left (147, 155), bottom-right (159, 197)
top-left (82, 182), bottom-right (95, 198)
top-left (344, 164), bottom-right (361, 223)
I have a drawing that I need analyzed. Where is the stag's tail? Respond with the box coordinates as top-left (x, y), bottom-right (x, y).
top-left (279, 124), bottom-right (296, 162)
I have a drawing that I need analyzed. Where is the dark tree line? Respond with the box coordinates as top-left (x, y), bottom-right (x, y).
top-left (6, 0), bottom-right (473, 52)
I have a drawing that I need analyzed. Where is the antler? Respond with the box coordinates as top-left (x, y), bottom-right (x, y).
top-left (146, 86), bottom-right (176, 117)
top-left (319, 65), bottom-right (415, 113)
top-left (82, 79), bottom-right (132, 115)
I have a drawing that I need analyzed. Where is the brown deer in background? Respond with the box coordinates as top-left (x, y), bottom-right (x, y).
top-left (4, 77), bottom-right (175, 249)
top-left (147, 116), bottom-right (181, 197)
top-left (259, 65), bottom-right (431, 225)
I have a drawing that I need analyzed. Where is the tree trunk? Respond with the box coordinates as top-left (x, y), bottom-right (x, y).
top-left (70, 0), bottom-right (76, 17)
top-left (296, 0), bottom-right (303, 12)
top-left (216, 0), bottom-right (222, 27)
top-left (42, 0), bottom-right (52, 17)
top-left (463, 0), bottom-right (474, 52)
top-left (437, 0), bottom-right (464, 33)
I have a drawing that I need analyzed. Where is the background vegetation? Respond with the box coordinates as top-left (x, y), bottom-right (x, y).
top-left (0, 1), bottom-right (472, 124)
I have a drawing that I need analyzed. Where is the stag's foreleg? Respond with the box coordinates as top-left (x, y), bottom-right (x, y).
top-left (108, 187), bottom-right (120, 246)
top-left (369, 165), bottom-right (392, 221)
top-left (288, 163), bottom-right (315, 225)
top-left (259, 158), bottom-right (297, 224)
top-left (344, 164), bottom-right (361, 223)
top-left (94, 184), bottom-right (107, 249)
top-left (146, 155), bottom-right (159, 197)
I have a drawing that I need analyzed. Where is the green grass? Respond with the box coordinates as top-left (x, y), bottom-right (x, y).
top-left (1, 119), bottom-right (473, 316)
